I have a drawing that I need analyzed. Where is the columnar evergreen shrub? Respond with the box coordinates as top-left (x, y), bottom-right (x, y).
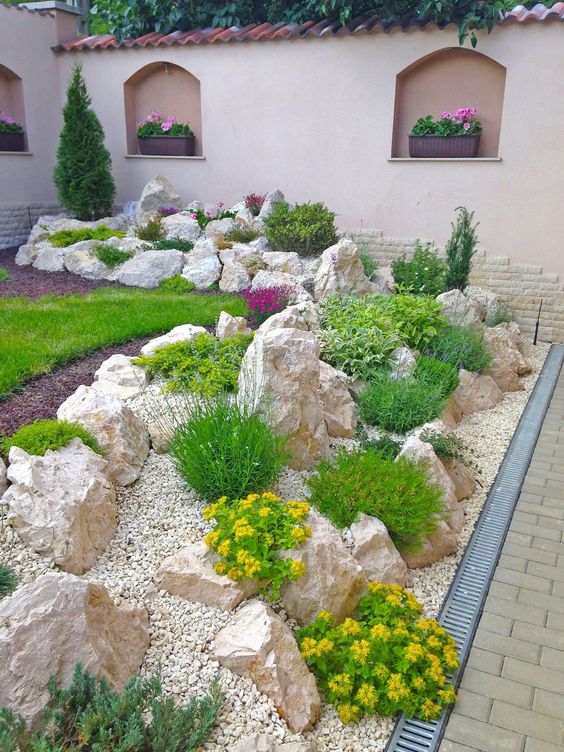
top-left (444, 207), bottom-right (479, 291)
top-left (54, 63), bottom-right (115, 221)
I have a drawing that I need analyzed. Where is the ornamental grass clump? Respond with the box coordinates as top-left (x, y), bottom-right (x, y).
top-left (134, 332), bottom-right (252, 395)
top-left (135, 213), bottom-right (166, 242)
top-left (425, 324), bottom-right (491, 373)
top-left (297, 583), bottom-right (458, 724)
top-left (0, 565), bottom-right (17, 601)
top-left (225, 224), bottom-right (261, 244)
top-left (170, 397), bottom-right (288, 502)
top-left (243, 286), bottom-right (292, 327)
top-left (203, 492), bottom-right (310, 600)
top-left (1, 419), bottom-right (103, 458)
top-left (414, 355), bottom-right (459, 397)
top-left (306, 448), bottom-right (443, 550)
top-left (264, 201), bottom-right (337, 257)
top-left (94, 245), bottom-right (132, 267)
top-left (391, 243), bottom-right (447, 297)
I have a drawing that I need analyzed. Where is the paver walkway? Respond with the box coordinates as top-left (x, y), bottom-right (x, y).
top-left (441, 365), bottom-right (564, 752)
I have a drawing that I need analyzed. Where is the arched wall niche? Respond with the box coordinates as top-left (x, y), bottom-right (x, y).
top-left (0, 64), bottom-right (27, 148)
top-left (124, 62), bottom-right (202, 155)
top-left (392, 48), bottom-right (506, 158)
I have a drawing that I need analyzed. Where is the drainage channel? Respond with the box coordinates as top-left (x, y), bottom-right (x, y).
top-left (385, 343), bottom-right (564, 752)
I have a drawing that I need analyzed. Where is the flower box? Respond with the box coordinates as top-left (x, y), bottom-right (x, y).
top-left (409, 134), bottom-right (481, 158)
top-left (138, 135), bottom-right (195, 157)
top-left (0, 131), bottom-right (25, 152)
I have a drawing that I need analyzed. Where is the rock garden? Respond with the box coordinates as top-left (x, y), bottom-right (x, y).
top-left (0, 177), bottom-right (549, 752)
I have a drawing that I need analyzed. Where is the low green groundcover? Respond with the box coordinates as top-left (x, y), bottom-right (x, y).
top-left (1, 419), bottom-right (102, 458)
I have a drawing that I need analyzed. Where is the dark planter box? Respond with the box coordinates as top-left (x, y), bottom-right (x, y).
top-left (138, 135), bottom-right (195, 156)
top-left (409, 134), bottom-right (481, 158)
top-left (0, 131), bottom-right (25, 152)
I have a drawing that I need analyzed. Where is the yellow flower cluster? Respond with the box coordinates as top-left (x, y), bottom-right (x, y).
top-left (300, 637), bottom-right (335, 659)
top-left (336, 703), bottom-right (360, 724)
top-left (351, 639), bottom-right (370, 664)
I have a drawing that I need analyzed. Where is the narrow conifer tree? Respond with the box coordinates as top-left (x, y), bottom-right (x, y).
top-left (54, 62), bottom-right (115, 221)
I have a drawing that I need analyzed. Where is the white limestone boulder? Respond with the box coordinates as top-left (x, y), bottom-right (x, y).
top-left (372, 265), bottom-right (394, 295)
top-left (64, 247), bottom-right (118, 280)
top-left (212, 600), bottom-right (320, 733)
top-left (313, 239), bottom-right (374, 301)
top-left (57, 385), bottom-right (149, 486)
top-left (219, 257), bottom-right (252, 292)
top-left (257, 189), bottom-right (285, 222)
top-left (140, 324), bottom-right (207, 356)
top-left (238, 328), bottom-right (329, 470)
top-left (453, 369), bottom-right (503, 416)
top-left (117, 249), bottom-right (185, 288)
top-left (4, 439), bottom-right (116, 574)
top-left (205, 217), bottom-right (240, 238)
top-left (0, 457), bottom-right (8, 496)
top-left (216, 311), bottom-right (251, 340)
top-left (350, 514), bottom-right (408, 587)
top-left (436, 288), bottom-right (483, 327)
top-left (137, 175), bottom-right (181, 215)
top-left (256, 301), bottom-right (320, 335)
top-left (280, 510), bottom-right (365, 625)
top-left (93, 354), bottom-right (149, 400)
top-left (155, 542), bottom-right (260, 610)
top-left (0, 572), bottom-right (149, 726)
top-left (251, 270), bottom-right (312, 304)
top-left (318, 360), bottom-right (357, 438)
top-left (161, 211), bottom-right (201, 241)
top-left (182, 252), bottom-right (222, 288)
top-left (32, 245), bottom-right (69, 272)
top-left (262, 251), bottom-right (304, 276)
top-left (463, 286), bottom-right (506, 325)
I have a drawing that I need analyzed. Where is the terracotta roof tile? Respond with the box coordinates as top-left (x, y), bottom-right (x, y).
top-left (52, 3), bottom-right (564, 52)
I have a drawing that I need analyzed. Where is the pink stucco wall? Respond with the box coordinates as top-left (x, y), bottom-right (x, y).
top-left (1, 5), bottom-right (563, 276)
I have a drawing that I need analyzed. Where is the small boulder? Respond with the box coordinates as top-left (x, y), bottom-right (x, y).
top-left (0, 572), bottom-right (149, 725)
top-left (314, 239), bottom-right (374, 301)
top-left (262, 252), bottom-right (304, 276)
top-left (117, 250), bottom-right (185, 289)
top-left (155, 542), bottom-right (260, 610)
top-left (389, 347), bottom-right (416, 380)
top-left (32, 245), bottom-right (68, 272)
top-left (453, 369), bottom-right (503, 416)
top-left (441, 396), bottom-right (463, 428)
top-left (0, 457), bottom-right (8, 496)
top-left (140, 324), bottom-right (207, 356)
top-left (182, 253), bottom-right (222, 289)
top-left (4, 439), bottom-right (116, 574)
top-left (93, 354), bottom-right (149, 400)
top-left (436, 289), bottom-right (483, 327)
top-left (57, 385), bottom-right (149, 486)
top-left (256, 301), bottom-right (320, 335)
top-left (257, 189), bottom-right (285, 221)
top-left (464, 286), bottom-right (506, 325)
top-left (161, 212), bottom-right (201, 241)
top-left (64, 247), bottom-right (117, 280)
top-left (137, 175), bottom-right (181, 215)
top-left (318, 361), bottom-right (357, 438)
top-left (216, 311), bottom-right (251, 340)
top-left (280, 510), bottom-right (365, 625)
top-left (401, 521), bottom-right (458, 569)
top-left (15, 244), bottom-right (36, 266)
top-left (482, 325), bottom-right (531, 392)
top-left (251, 270), bottom-right (312, 304)
top-left (212, 599), bottom-right (320, 733)
top-left (372, 265), bottom-right (394, 295)
top-left (441, 458), bottom-right (476, 501)
top-left (219, 257), bottom-right (252, 292)
top-left (350, 514), bottom-right (408, 587)
top-left (205, 217), bottom-right (240, 238)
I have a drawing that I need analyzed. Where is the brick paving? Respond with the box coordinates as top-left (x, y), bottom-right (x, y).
top-left (441, 366), bottom-right (564, 752)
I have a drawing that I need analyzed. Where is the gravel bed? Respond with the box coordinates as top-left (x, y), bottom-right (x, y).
top-left (0, 339), bottom-right (550, 752)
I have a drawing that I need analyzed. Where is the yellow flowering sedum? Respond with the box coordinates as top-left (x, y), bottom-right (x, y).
top-left (297, 583), bottom-right (459, 724)
top-left (202, 492), bottom-right (310, 601)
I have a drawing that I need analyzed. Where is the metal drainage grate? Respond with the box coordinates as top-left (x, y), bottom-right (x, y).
top-left (385, 344), bottom-right (564, 752)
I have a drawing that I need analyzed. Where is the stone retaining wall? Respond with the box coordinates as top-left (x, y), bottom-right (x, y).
top-left (0, 203), bottom-right (62, 249)
top-left (348, 229), bottom-right (564, 345)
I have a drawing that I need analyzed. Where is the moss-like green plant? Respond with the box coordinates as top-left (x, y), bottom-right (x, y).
top-left (153, 238), bottom-right (194, 252)
top-left (158, 275), bottom-right (196, 294)
top-left (0, 565), bottom-right (17, 600)
top-left (94, 245), bottom-right (132, 267)
top-left (1, 419), bottom-right (103, 457)
top-left (307, 447), bottom-right (444, 549)
top-left (425, 324), bottom-right (492, 372)
top-left (264, 201), bottom-right (337, 257)
top-left (48, 225), bottom-right (124, 248)
top-left (0, 267), bottom-right (11, 282)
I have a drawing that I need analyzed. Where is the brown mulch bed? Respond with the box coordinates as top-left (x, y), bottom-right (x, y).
top-left (0, 246), bottom-right (122, 299)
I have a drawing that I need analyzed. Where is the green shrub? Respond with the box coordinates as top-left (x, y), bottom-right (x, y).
top-left (264, 201), bottom-right (337, 257)
top-left (48, 225), bottom-right (124, 248)
top-left (1, 419), bottom-right (103, 457)
top-left (225, 224), bottom-right (261, 244)
top-left (445, 207), bottom-right (479, 291)
top-left (134, 332), bottom-right (252, 395)
top-left (153, 237), bottom-right (195, 252)
top-left (307, 448), bottom-right (443, 549)
top-left (377, 295), bottom-right (447, 350)
top-left (170, 397), bottom-right (288, 502)
top-left (414, 355), bottom-right (459, 397)
top-left (0, 565), bottom-right (17, 600)
top-left (362, 433), bottom-right (402, 460)
top-left (419, 428), bottom-right (478, 473)
top-left (297, 583), bottom-right (458, 724)
top-left (54, 62), bottom-right (116, 221)
top-left (359, 373), bottom-right (447, 433)
top-left (191, 208), bottom-right (236, 231)
top-left (94, 245), bottom-right (132, 267)
top-left (391, 243), bottom-right (448, 297)
top-left (158, 275), bottom-right (196, 294)
top-left (0, 663), bottom-right (223, 751)
top-left (203, 492), bottom-right (310, 601)
top-left (135, 214), bottom-right (166, 242)
top-left (359, 248), bottom-right (377, 279)
top-left (425, 324), bottom-right (492, 373)
top-left (0, 267), bottom-right (11, 282)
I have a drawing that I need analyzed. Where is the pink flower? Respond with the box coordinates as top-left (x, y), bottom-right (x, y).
top-left (191, 213), bottom-right (198, 219)
top-left (205, 211), bottom-right (212, 217)
top-left (441, 111), bottom-right (452, 120)
top-left (161, 117), bottom-right (175, 133)
top-left (463, 122), bottom-right (471, 131)
top-left (216, 201), bottom-right (224, 209)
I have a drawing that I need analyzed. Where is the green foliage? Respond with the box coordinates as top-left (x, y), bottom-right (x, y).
top-left (94, 245), bottom-right (132, 267)
top-left (0, 565), bottom-right (17, 601)
top-left (414, 355), bottom-right (459, 397)
top-left (419, 427), bottom-right (470, 464)
top-left (54, 62), bottom-right (115, 221)
top-left (0, 287), bottom-right (247, 399)
top-left (444, 207), bottom-right (479, 291)
top-left (0, 268), bottom-right (11, 282)
top-left (391, 243), bottom-right (448, 297)
top-left (203, 493), bottom-right (311, 601)
top-left (297, 583), bottom-right (458, 724)
top-left (134, 332), bottom-right (252, 395)
top-left (411, 113), bottom-right (481, 136)
top-left (154, 238), bottom-right (195, 252)
top-left (135, 214), bottom-right (166, 242)
top-left (0, 663), bottom-right (223, 751)
top-left (191, 208), bottom-right (236, 231)
top-left (48, 225), bottom-right (124, 248)
top-left (158, 275), bottom-right (196, 294)
top-left (1, 419), bottom-right (103, 458)
top-left (425, 324), bottom-right (492, 372)
top-left (378, 295), bottom-right (447, 350)
top-left (359, 248), bottom-right (377, 279)
top-left (225, 224), bottom-right (261, 244)
top-left (361, 432), bottom-right (402, 460)
top-left (170, 397), bottom-right (288, 502)
top-left (306, 448), bottom-right (443, 549)
top-left (359, 372), bottom-right (447, 433)
top-left (264, 201), bottom-right (337, 257)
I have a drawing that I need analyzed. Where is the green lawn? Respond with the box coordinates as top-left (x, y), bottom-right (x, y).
top-left (0, 287), bottom-right (247, 398)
